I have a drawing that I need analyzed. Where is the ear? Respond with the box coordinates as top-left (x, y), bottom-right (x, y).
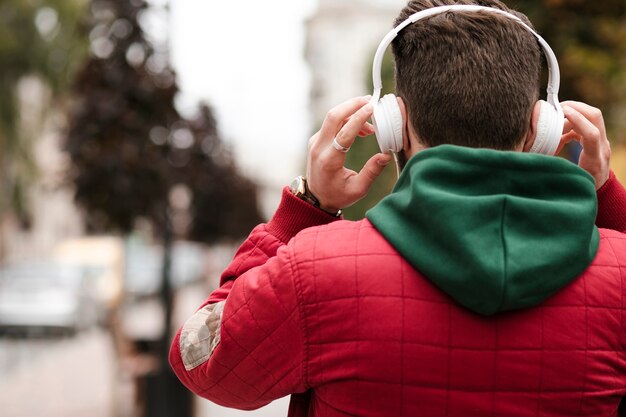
top-left (522, 101), bottom-right (542, 152)
top-left (397, 96), bottom-right (410, 151)
top-left (397, 96), bottom-right (428, 158)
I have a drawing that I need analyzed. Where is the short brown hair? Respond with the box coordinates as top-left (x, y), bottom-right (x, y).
top-left (391, 0), bottom-right (541, 150)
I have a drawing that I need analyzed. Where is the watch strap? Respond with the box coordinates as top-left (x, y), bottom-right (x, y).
top-left (290, 176), bottom-right (342, 217)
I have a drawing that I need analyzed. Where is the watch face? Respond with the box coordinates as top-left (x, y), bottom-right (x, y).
top-left (290, 176), bottom-right (304, 195)
top-left (289, 177), bottom-right (298, 193)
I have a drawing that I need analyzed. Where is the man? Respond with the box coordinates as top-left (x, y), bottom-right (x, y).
top-left (170, 0), bottom-right (626, 415)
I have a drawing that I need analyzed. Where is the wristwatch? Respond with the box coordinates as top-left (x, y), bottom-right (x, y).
top-left (289, 176), bottom-right (342, 217)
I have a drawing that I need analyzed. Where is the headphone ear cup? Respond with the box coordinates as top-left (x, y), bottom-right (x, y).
top-left (372, 94), bottom-right (403, 153)
top-left (530, 100), bottom-right (564, 156)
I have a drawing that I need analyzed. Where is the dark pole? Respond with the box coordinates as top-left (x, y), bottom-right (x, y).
top-left (160, 204), bottom-right (173, 364)
top-left (145, 203), bottom-right (192, 417)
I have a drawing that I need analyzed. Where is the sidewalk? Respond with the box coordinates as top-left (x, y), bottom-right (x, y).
top-left (197, 396), bottom-right (290, 417)
top-left (0, 330), bottom-right (117, 417)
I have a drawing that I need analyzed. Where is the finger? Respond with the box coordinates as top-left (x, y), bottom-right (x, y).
top-left (358, 129), bottom-right (375, 137)
top-left (561, 101), bottom-right (601, 118)
top-left (318, 96), bottom-right (372, 144)
top-left (308, 131), bottom-right (320, 150)
top-left (333, 103), bottom-right (374, 152)
top-left (358, 122), bottom-right (375, 137)
top-left (560, 130), bottom-right (581, 144)
top-left (562, 119), bottom-right (573, 134)
top-left (561, 101), bottom-right (606, 134)
top-left (346, 153), bottom-right (392, 198)
top-left (562, 105), bottom-right (602, 157)
top-left (556, 131), bottom-right (580, 154)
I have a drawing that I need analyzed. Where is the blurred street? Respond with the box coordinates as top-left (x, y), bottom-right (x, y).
top-left (0, 329), bottom-right (120, 417)
top-left (0, 281), bottom-right (289, 417)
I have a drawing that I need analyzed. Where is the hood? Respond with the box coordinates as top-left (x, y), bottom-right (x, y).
top-left (367, 145), bottom-right (599, 315)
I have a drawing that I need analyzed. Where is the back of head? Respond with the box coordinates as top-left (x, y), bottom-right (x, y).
top-left (391, 0), bottom-right (541, 150)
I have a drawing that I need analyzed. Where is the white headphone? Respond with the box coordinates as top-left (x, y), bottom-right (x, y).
top-left (371, 5), bottom-right (564, 156)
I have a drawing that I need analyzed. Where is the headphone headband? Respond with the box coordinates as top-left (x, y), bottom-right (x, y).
top-left (370, 5), bottom-right (561, 111)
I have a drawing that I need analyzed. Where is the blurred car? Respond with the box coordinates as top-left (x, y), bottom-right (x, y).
top-left (124, 241), bottom-right (205, 298)
top-left (0, 262), bottom-right (98, 335)
top-left (53, 236), bottom-right (125, 325)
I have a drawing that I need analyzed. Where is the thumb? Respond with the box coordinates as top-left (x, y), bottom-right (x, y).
top-left (348, 153), bottom-right (392, 197)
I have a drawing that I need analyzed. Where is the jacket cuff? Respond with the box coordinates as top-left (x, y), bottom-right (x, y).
top-left (596, 170), bottom-right (626, 231)
top-left (265, 186), bottom-right (341, 243)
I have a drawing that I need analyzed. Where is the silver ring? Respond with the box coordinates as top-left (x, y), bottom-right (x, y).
top-left (332, 138), bottom-right (350, 153)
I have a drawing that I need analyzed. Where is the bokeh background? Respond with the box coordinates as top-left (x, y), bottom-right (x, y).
top-left (0, 1), bottom-right (624, 416)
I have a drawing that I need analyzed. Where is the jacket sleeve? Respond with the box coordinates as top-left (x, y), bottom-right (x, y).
top-left (596, 170), bottom-right (626, 232)
top-left (169, 187), bottom-right (339, 409)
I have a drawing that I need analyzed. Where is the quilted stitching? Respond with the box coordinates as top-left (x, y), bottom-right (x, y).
top-left (289, 222), bottom-right (626, 416)
top-left (170, 212), bottom-right (626, 416)
top-left (219, 224), bottom-right (284, 286)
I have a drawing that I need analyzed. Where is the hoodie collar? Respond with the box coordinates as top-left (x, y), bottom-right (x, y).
top-left (367, 145), bottom-right (599, 315)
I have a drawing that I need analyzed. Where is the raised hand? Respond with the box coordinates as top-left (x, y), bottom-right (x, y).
top-left (561, 101), bottom-right (611, 189)
top-left (306, 96), bottom-right (392, 213)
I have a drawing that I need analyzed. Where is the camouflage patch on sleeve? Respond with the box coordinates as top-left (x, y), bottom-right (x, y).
top-left (180, 300), bottom-right (225, 371)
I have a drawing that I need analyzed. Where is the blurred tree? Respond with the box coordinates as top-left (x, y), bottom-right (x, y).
top-left (65, 1), bottom-right (261, 416)
top-left (66, 0), bottom-right (261, 239)
top-left (343, 0), bottom-right (626, 220)
top-left (0, 0), bottom-right (86, 255)
top-left (516, 0), bottom-right (626, 140)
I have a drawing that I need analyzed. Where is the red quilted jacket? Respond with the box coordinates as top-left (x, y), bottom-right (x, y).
top-left (170, 148), bottom-right (626, 417)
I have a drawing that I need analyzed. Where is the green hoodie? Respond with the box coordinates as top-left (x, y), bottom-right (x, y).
top-left (367, 145), bottom-right (599, 315)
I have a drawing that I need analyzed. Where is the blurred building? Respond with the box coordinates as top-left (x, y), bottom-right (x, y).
top-left (1, 76), bottom-right (84, 262)
top-left (306, 0), bottom-right (405, 124)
